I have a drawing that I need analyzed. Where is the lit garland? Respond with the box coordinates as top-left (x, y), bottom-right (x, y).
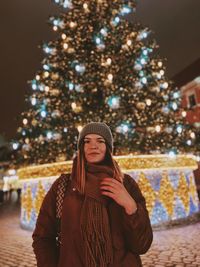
top-left (18, 155), bottom-right (197, 180)
top-left (19, 154), bottom-right (199, 230)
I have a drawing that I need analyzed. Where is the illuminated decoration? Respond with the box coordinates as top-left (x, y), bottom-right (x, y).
top-left (75, 64), bottom-right (86, 74)
top-left (116, 122), bottom-right (132, 134)
top-left (18, 155), bottom-right (199, 230)
top-left (137, 29), bottom-right (149, 40)
top-left (120, 5), bottom-right (133, 15)
top-left (14, 0), bottom-right (199, 167)
top-left (54, 0), bottom-right (73, 9)
top-left (31, 97), bottom-right (37, 106)
top-left (107, 96), bottom-right (120, 109)
top-left (182, 111), bottom-right (187, 117)
top-left (12, 142), bottom-right (19, 150)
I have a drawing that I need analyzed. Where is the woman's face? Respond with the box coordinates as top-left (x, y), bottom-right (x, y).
top-left (83, 134), bottom-right (107, 164)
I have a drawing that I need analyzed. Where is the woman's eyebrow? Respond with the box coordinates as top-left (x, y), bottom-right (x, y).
top-left (84, 137), bottom-right (104, 140)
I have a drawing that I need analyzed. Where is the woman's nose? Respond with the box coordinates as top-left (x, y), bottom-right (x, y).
top-left (90, 142), bottom-right (97, 148)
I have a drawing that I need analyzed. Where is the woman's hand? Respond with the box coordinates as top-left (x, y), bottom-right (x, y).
top-left (100, 178), bottom-right (137, 215)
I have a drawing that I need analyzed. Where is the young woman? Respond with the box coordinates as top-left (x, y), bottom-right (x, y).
top-left (32, 122), bottom-right (153, 267)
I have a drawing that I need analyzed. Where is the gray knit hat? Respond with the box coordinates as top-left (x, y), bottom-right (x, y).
top-left (77, 122), bottom-right (113, 151)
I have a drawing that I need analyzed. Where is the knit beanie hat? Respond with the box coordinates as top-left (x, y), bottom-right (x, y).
top-left (77, 122), bottom-right (113, 151)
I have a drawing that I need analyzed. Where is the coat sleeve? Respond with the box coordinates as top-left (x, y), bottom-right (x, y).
top-left (32, 178), bottom-right (60, 267)
top-left (122, 174), bottom-right (153, 254)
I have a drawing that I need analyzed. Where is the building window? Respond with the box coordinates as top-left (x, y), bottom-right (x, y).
top-left (188, 94), bottom-right (196, 108)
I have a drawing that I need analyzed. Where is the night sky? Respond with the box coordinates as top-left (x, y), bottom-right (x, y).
top-left (0, 0), bottom-right (200, 143)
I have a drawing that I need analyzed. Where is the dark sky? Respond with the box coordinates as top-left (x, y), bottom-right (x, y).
top-left (0, 0), bottom-right (200, 142)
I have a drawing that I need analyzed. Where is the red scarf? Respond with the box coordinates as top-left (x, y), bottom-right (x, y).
top-left (72, 161), bottom-right (114, 267)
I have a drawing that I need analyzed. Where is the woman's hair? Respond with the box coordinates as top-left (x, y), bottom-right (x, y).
top-left (75, 141), bottom-right (124, 194)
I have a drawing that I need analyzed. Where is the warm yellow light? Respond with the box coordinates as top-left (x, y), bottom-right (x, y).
top-left (107, 58), bottom-right (112, 65)
top-left (182, 111), bottom-right (187, 117)
top-left (44, 71), bottom-right (49, 78)
top-left (23, 118), bottom-right (28, 125)
top-left (190, 132), bottom-right (195, 139)
top-left (36, 75), bottom-right (40, 80)
top-left (160, 70), bottom-right (165, 75)
top-left (83, 3), bottom-right (88, 9)
top-left (63, 43), bottom-right (68, 49)
top-left (69, 21), bottom-right (77, 28)
top-left (61, 33), bottom-right (67, 40)
top-left (155, 125), bottom-right (161, 132)
top-left (146, 99), bottom-right (152, 106)
top-left (158, 61), bottom-right (163, 67)
top-left (53, 26), bottom-right (58, 31)
top-left (45, 86), bottom-right (49, 92)
top-left (71, 102), bottom-right (77, 110)
top-left (127, 39), bottom-right (132, 46)
top-left (108, 73), bottom-right (113, 81)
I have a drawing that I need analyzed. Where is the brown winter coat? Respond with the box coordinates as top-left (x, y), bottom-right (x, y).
top-left (32, 174), bottom-right (153, 267)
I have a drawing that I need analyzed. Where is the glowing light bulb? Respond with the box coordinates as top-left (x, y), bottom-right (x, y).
top-left (187, 140), bottom-right (192, 146)
top-left (23, 118), bottom-right (28, 125)
top-left (12, 143), bottom-right (19, 150)
top-left (71, 102), bottom-right (77, 110)
top-left (182, 111), bottom-right (187, 117)
top-left (107, 58), bottom-right (112, 65)
top-left (155, 125), bottom-right (161, 132)
top-left (63, 43), bottom-right (68, 49)
top-left (41, 111), bottom-right (46, 118)
top-left (62, 33), bottom-right (67, 39)
top-left (44, 71), bottom-right (49, 78)
top-left (146, 99), bottom-right (152, 106)
top-left (83, 3), bottom-right (88, 9)
top-left (31, 98), bottom-right (37, 106)
top-left (108, 74), bottom-right (113, 81)
top-left (190, 132), bottom-right (195, 139)
top-left (45, 86), bottom-right (49, 92)
top-left (176, 125), bottom-right (183, 133)
top-left (127, 39), bottom-right (132, 46)
top-left (70, 21), bottom-right (76, 28)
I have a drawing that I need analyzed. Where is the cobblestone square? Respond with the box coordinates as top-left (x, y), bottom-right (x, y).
top-left (0, 201), bottom-right (200, 267)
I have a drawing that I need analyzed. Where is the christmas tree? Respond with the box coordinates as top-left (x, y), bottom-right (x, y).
top-left (14, 0), bottom-right (197, 165)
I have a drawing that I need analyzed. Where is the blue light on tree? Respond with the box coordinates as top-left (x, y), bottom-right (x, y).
top-left (141, 77), bottom-right (147, 85)
top-left (54, 0), bottom-right (72, 9)
top-left (137, 29), bottom-right (150, 40)
top-left (43, 44), bottom-right (56, 55)
top-left (68, 82), bottom-right (74, 90)
top-left (75, 64), bottom-right (86, 74)
top-left (46, 131), bottom-right (53, 140)
top-left (111, 16), bottom-right (120, 26)
top-left (173, 92), bottom-right (180, 99)
top-left (107, 96), bottom-right (120, 109)
top-left (176, 125), bottom-right (183, 134)
top-left (120, 5), bottom-right (133, 15)
top-left (31, 97), bottom-right (37, 106)
top-left (43, 64), bottom-right (50, 71)
top-left (12, 142), bottom-right (19, 150)
top-left (31, 80), bottom-right (37, 90)
top-left (116, 122), bottom-right (134, 134)
top-left (100, 28), bottom-right (108, 37)
top-left (41, 110), bottom-right (47, 118)
top-left (171, 102), bottom-right (178, 111)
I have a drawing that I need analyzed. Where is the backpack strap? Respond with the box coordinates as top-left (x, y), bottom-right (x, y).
top-left (55, 173), bottom-right (71, 247)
